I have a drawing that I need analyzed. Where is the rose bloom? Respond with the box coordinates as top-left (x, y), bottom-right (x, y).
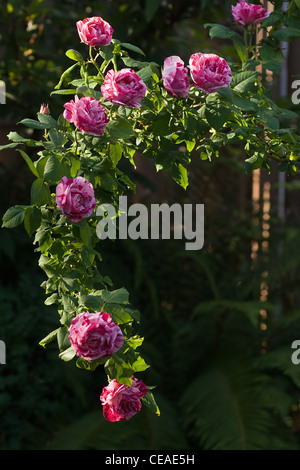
top-left (162, 56), bottom-right (190, 98)
top-left (63, 95), bottom-right (109, 136)
top-left (232, 1), bottom-right (270, 25)
top-left (56, 176), bottom-right (96, 223)
top-left (68, 312), bottom-right (124, 361)
top-left (76, 16), bottom-right (113, 46)
top-left (189, 52), bottom-right (232, 94)
top-left (100, 376), bottom-right (148, 422)
top-left (101, 68), bottom-right (147, 107)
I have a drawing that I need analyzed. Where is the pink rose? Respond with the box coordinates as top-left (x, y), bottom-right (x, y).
top-left (76, 17), bottom-right (113, 47)
top-left (68, 312), bottom-right (124, 361)
top-left (162, 56), bottom-right (190, 98)
top-left (56, 176), bottom-right (96, 223)
top-left (63, 95), bottom-right (109, 136)
top-left (189, 53), bottom-right (232, 94)
top-left (100, 376), bottom-right (148, 422)
top-left (232, 1), bottom-right (270, 25)
top-left (101, 69), bottom-right (147, 108)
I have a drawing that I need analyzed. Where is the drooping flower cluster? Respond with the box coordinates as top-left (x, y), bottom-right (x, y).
top-left (55, 5), bottom-right (269, 420)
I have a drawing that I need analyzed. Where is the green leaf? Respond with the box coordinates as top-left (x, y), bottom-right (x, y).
top-left (24, 206), bottom-right (42, 236)
top-left (30, 178), bottom-right (51, 205)
top-left (35, 229), bottom-right (53, 253)
top-left (44, 293), bottom-right (59, 305)
top-left (232, 71), bottom-right (258, 93)
top-left (108, 143), bottom-right (123, 167)
top-left (152, 113), bottom-right (172, 137)
top-left (205, 23), bottom-right (236, 39)
top-left (6, 131), bottom-right (37, 146)
top-left (37, 113), bottom-right (57, 128)
top-left (39, 328), bottom-right (60, 347)
top-left (137, 66), bottom-right (153, 87)
top-left (105, 354), bottom-right (134, 384)
top-left (105, 118), bottom-right (135, 141)
top-left (141, 391), bottom-right (160, 416)
top-left (126, 335), bottom-right (144, 350)
top-left (17, 149), bottom-right (39, 177)
top-left (131, 355), bottom-right (150, 373)
top-left (54, 63), bottom-right (80, 90)
top-left (172, 163), bottom-right (189, 189)
top-left (122, 57), bottom-right (147, 69)
top-left (69, 156), bottom-right (81, 177)
top-left (245, 153), bottom-right (264, 172)
top-left (232, 95), bottom-right (257, 112)
top-left (65, 49), bottom-right (84, 62)
top-left (99, 43), bottom-right (114, 61)
top-left (59, 346), bottom-right (76, 362)
top-left (272, 27), bottom-right (300, 42)
top-left (84, 294), bottom-right (103, 311)
top-left (0, 142), bottom-right (20, 151)
top-left (76, 356), bottom-right (106, 371)
top-left (43, 154), bottom-right (70, 184)
top-left (79, 222), bottom-right (92, 247)
top-left (120, 42), bottom-right (145, 56)
top-left (2, 205), bottom-right (27, 228)
top-left (48, 128), bottom-right (68, 147)
top-left (233, 37), bottom-right (248, 63)
top-left (202, 100), bottom-right (230, 130)
top-left (51, 89), bottom-right (78, 96)
top-left (57, 327), bottom-right (71, 350)
top-left (18, 118), bottom-right (48, 130)
top-left (101, 288), bottom-right (130, 305)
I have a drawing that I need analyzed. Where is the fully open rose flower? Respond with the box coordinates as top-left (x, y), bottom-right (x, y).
top-left (100, 376), bottom-right (148, 422)
top-left (101, 68), bottom-right (147, 107)
top-left (56, 176), bottom-right (96, 223)
top-left (189, 52), bottom-right (232, 94)
top-left (76, 16), bottom-right (113, 46)
top-left (63, 95), bottom-right (109, 136)
top-left (162, 55), bottom-right (190, 98)
top-left (68, 312), bottom-right (124, 361)
top-left (232, 1), bottom-right (270, 25)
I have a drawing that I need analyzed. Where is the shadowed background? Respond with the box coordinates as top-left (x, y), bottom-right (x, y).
top-left (1, 0), bottom-right (300, 450)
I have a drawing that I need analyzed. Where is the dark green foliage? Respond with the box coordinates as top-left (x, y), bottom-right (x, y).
top-left (2, 0), bottom-right (300, 452)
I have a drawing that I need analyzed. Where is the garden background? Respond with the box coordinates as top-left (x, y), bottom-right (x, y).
top-left (1, 0), bottom-right (300, 450)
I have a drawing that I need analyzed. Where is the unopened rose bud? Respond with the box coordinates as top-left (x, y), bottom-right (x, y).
top-left (40, 103), bottom-right (49, 115)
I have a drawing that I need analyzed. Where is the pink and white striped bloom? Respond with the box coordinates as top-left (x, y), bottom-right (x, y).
top-left (232, 1), bottom-right (270, 26)
top-left (189, 53), bottom-right (232, 94)
top-left (162, 56), bottom-right (190, 98)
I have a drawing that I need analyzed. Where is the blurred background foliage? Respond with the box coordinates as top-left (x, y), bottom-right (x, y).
top-left (1, 0), bottom-right (300, 450)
